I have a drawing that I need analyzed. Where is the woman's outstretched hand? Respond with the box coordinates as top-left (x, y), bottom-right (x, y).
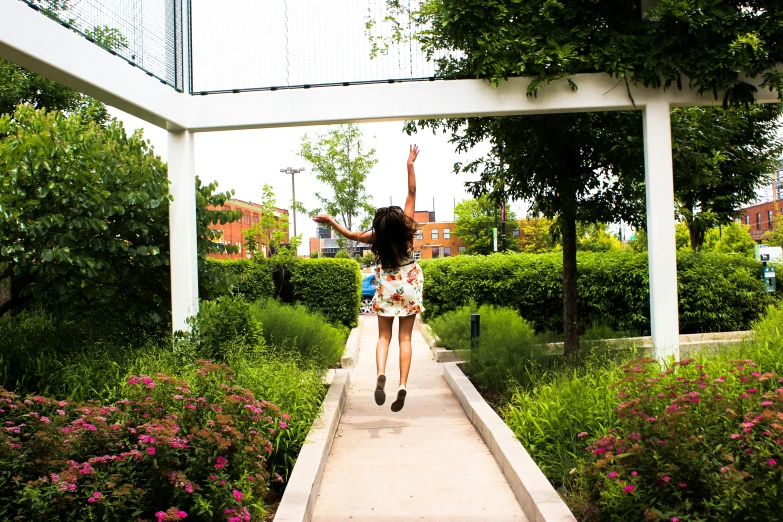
top-left (407, 144), bottom-right (419, 165)
top-left (313, 213), bottom-right (333, 225)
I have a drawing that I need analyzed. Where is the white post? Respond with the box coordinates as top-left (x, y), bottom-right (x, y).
top-left (168, 130), bottom-right (199, 333)
top-left (643, 100), bottom-right (679, 361)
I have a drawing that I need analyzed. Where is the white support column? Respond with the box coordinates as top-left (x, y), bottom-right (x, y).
top-left (643, 101), bottom-right (680, 361)
top-left (168, 130), bottom-right (199, 333)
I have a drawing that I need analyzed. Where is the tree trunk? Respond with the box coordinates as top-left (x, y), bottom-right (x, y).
top-left (689, 221), bottom-right (705, 252)
top-left (561, 210), bottom-right (580, 360)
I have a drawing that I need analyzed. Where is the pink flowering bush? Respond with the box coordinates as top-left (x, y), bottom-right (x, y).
top-left (0, 360), bottom-right (289, 520)
top-left (574, 357), bottom-right (783, 521)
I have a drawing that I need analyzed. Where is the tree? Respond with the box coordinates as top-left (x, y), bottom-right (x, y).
top-left (577, 223), bottom-right (623, 253)
top-left (299, 124), bottom-right (377, 254)
top-left (711, 222), bottom-right (756, 258)
top-left (408, 112), bottom-right (645, 358)
top-left (454, 195), bottom-right (520, 254)
top-left (519, 217), bottom-right (558, 254)
top-left (241, 185), bottom-right (289, 259)
top-left (396, 0), bottom-right (783, 358)
top-left (672, 105), bottom-right (783, 251)
top-left (0, 105), bottom-right (239, 320)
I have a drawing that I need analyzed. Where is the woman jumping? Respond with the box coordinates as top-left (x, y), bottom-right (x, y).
top-left (314, 145), bottom-right (423, 412)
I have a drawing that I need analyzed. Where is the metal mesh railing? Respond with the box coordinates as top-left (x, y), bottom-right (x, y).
top-left (189, 0), bottom-right (445, 94)
top-left (19, 0), bottom-right (183, 91)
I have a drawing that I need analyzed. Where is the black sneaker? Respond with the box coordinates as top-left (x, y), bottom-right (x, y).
top-left (391, 388), bottom-right (407, 412)
top-left (374, 374), bottom-right (386, 405)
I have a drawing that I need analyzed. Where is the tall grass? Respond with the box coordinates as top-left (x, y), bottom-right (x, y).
top-left (502, 304), bottom-right (783, 496)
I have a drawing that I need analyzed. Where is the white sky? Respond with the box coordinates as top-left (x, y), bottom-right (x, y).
top-left (110, 108), bottom-right (526, 255)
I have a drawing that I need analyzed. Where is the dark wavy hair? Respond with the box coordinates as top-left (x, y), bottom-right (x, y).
top-left (369, 206), bottom-right (417, 269)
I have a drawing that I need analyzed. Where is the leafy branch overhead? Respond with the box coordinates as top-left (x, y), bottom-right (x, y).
top-left (381, 0), bottom-right (783, 105)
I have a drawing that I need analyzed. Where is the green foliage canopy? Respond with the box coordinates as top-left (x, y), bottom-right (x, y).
top-left (415, 0), bottom-right (783, 104)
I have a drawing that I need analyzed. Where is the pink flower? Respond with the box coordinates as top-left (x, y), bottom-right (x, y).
top-left (768, 458), bottom-right (777, 466)
top-left (577, 431), bottom-right (588, 438)
top-left (233, 489), bottom-right (243, 502)
top-left (720, 466), bottom-right (729, 473)
top-left (177, 511), bottom-right (187, 519)
top-left (678, 482), bottom-right (687, 488)
top-left (146, 447), bottom-right (156, 456)
top-left (279, 421), bottom-right (288, 429)
top-left (662, 476), bottom-right (671, 482)
top-left (185, 483), bottom-right (194, 493)
top-left (608, 471), bottom-right (618, 479)
top-left (762, 401), bottom-right (774, 406)
top-left (87, 498), bottom-right (95, 503)
top-left (672, 518), bottom-right (679, 522)
top-left (623, 485), bottom-right (635, 493)
top-left (93, 491), bottom-right (102, 498)
top-left (747, 388), bottom-right (759, 394)
top-left (629, 433), bottom-right (641, 440)
top-left (631, 471), bottom-right (638, 477)
top-left (156, 512), bottom-right (166, 522)
top-left (210, 475), bottom-right (216, 480)
top-left (215, 456), bottom-right (228, 469)
top-left (730, 434), bottom-right (742, 440)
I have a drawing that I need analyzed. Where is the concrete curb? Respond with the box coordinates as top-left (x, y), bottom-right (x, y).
top-left (415, 316), bottom-right (468, 363)
top-left (273, 370), bottom-right (351, 522)
top-left (340, 320), bottom-right (363, 368)
top-left (443, 362), bottom-right (577, 522)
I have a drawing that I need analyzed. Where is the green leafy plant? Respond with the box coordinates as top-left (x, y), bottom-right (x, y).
top-left (0, 361), bottom-right (288, 521)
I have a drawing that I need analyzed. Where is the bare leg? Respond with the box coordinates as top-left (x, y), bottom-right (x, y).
top-left (397, 315), bottom-right (416, 386)
top-left (376, 316), bottom-right (394, 377)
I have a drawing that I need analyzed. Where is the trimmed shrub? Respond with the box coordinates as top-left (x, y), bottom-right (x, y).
top-left (205, 258), bottom-right (361, 328)
top-left (287, 258), bottom-right (362, 329)
top-left (421, 251), bottom-right (771, 335)
top-left (190, 297), bottom-right (265, 361)
top-left (202, 258), bottom-right (274, 302)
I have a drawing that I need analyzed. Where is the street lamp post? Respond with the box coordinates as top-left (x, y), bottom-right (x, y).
top-left (279, 167), bottom-right (305, 239)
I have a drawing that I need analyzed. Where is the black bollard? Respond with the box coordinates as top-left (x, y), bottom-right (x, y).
top-left (470, 313), bottom-right (480, 348)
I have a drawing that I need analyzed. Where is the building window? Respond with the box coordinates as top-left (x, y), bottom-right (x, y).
top-left (458, 246), bottom-right (466, 253)
top-left (432, 247), bottom-right (440, 258)
top-left (757, 213), bottom-right (762, 230)
top-left (413, 251), bottom-right (422, 260)
top-left (416, 229), bottom-right (423, 240)
top-left (769, 210), bottom-right (774, 228)
top-left (431, 229), bottom-right (439, 240)
top-left (512, 228), bottom-right (520, 237)
top-left (235, 241), bottom-right (242, 254)
top-left (443, 228), bottom-right (450, 239)
top-left (444, 247), bottom-right (451, 257)
top-left (745, 215), bottom-right (750, 226)
top-left (253, 214), bottom-right (259, 225)
top-left (244, 212), bottom-right (250, 224)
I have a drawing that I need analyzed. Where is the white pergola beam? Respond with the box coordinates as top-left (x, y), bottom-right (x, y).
top-left (0, 0), bottom-right (188, 130)
top-left (186, 72), bottom-right (782, 132)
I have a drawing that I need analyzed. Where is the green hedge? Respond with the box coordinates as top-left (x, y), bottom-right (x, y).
top-left (421, 251), bottom-right (773, 335)
top-left (204, 258), bottom-right (361, 328)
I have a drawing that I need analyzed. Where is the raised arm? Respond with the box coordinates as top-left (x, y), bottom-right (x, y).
top-left (313, 214), bottom-right (373, 243)
top-left (404, 144), bottom-right (419, 219)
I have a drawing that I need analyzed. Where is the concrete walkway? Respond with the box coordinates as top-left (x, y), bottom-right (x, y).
top-left (311, 316), bottom-right (528, 522)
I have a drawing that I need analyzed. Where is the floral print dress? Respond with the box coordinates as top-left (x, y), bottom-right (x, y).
top-left (371, 257), bottom-right (425, 316)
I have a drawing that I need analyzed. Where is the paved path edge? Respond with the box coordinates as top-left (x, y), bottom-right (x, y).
top-left (443, 362), bottom-right (578, 522)
top-left (340, 318), bottom-right (364, 369)
top-left (273, 369), bottom-right (351, 522)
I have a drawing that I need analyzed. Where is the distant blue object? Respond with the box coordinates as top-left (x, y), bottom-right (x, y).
top-left (360, 274), bottom-right (377, 314)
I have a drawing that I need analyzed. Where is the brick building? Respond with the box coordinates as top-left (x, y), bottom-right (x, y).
top-left (207, 199), bottom-right (289, 259)
top-left (739, 199), bottom-right (782, 242)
